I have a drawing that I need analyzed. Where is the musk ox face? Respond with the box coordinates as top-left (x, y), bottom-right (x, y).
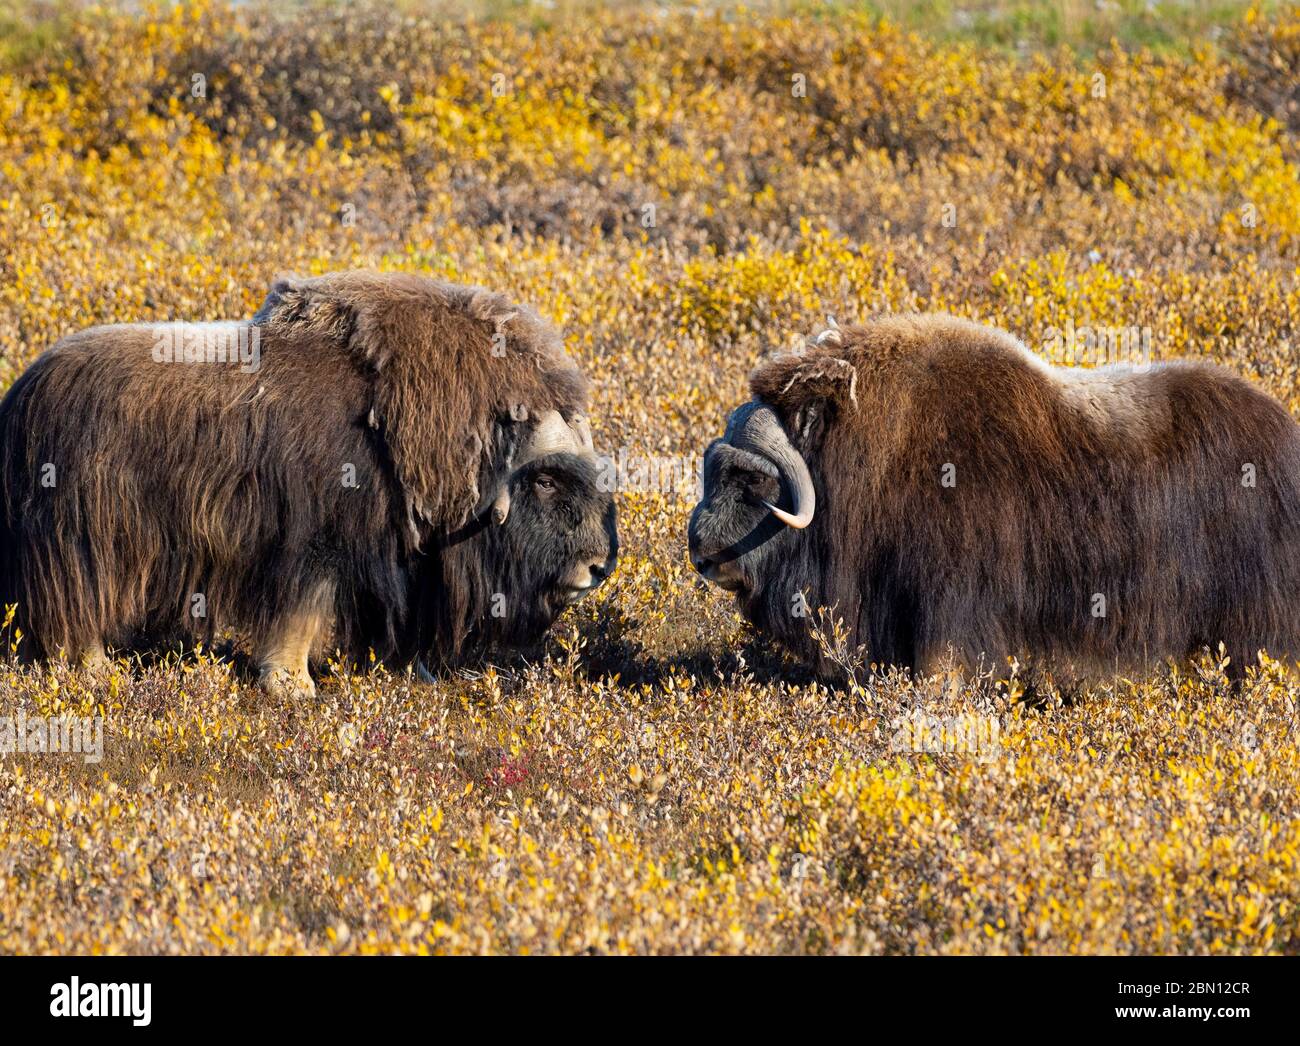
top-left (689, 401), bottom-right (817, 615)
top-left (519, 454), bottom-right (618, 606)
top-left (479, 449), bottom-right (618, 638)
top-left (689, 443), bottom-right (787, 598)
top-left (429, 407), bottom-right (618, 663)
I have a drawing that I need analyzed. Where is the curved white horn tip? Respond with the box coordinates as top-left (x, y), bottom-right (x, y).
top-left (491, 486), bottom-right (511, 525)
top-left (764, 500), bottom-right (814, 529)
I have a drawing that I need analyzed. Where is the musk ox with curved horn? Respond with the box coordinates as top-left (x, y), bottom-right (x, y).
top-left (689, 313), bottom-right (1300, 679)
top-left (0, 270), bottom-right (617, 695)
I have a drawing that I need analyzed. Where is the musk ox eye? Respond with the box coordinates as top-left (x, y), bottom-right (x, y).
top-left (736, 469), bottom-right (778, 502)
top-left (534, 474), bottom-right (558, 497)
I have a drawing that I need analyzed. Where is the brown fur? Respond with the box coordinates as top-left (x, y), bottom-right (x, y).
top-left (698, 314), bottom-right (1300, 678)
top-left (252, 271), bottom-right (586, 530)
top-left (0, 270), bottom-right (598, 689)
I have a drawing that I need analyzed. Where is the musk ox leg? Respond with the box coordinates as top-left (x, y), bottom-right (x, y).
top-left (920, 658), bottom-right (966, 699)
top-left (51, 639), bottom-right (109, 671)
top-left (257, 583), bottom-right (334, 700)
top-left (73, 642), bottom-right (119, 689)
top-left (81, 641), bottom-right (110, 671)
top-left (915, 644), bottom-right (976, 684)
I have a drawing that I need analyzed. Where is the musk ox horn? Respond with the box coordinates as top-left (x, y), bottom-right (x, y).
top-left (491, 409), bottom-right (593, 525)
top-left (809, 315), bottom-right (842, 347)
top-left (727, 402), bottom-right (816, 529)
top-left (571, 413), bottom-right (594, 452)
top-left (490, 482), bottom-right (513, 525)
top-left (527, 409), bottom-right (583, 459)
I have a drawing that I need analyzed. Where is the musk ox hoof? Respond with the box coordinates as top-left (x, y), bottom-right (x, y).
top-left (77, 647), bottom-right (114, 686)
top-left (81, 646), bottom-right (109, 669)
top-left (260, 666), bottom-right (317, 701)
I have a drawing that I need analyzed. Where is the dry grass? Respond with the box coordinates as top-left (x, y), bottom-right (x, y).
top-left (1, 0), bottom-right (1299, 953)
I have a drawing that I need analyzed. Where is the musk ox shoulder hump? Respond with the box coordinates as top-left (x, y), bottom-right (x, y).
top-left (250, 269), bottom-right (588, 531)
top-left (252, 269), bottom-right (569, 374)
top-left (752, 313), bottom-right (1178, 441)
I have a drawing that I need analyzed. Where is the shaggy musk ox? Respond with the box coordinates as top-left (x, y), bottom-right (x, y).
top-left (0, 271), bottom-right (617, 694)
top-left (689, 314), bottom-right (1300, 679)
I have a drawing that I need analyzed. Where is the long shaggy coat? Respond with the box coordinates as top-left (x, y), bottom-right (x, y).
top-left (0, 270), bottom-right (593, 673)
top-left (709, 314), bottom-right (1300, 677)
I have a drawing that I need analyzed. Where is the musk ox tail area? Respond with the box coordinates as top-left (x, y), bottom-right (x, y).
top-left (0, 270), bottom-right (612, 689)
top-left (0, 356), bottom-right (92, 663)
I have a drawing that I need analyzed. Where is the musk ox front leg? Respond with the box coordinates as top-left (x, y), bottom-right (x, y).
top-left (256, 581), bottom-right (334, 699)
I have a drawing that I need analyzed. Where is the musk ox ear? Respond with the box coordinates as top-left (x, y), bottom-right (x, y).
top-left (255, 271), bottom-right (587, 534)
top-left (749, 351), bottom-right (857, 439)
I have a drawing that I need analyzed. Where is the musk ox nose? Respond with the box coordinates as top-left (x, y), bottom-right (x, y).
top-left (588, 555), bottom-right (614, 587)
top-left (692, 552), bottom-right (744, 591)
top-left (564, 553), bottom-right (616, 604)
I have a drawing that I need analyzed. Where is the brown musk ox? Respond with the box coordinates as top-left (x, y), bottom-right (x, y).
top-left (688, 313), bottom-right (1300, 681)
top-left (0, 270), bottom-right (618, 695)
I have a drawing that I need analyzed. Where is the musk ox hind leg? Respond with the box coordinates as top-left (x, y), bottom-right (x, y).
top-left (256, 580), bottom-right (335, 699)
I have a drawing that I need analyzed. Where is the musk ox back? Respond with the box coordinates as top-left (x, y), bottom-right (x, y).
top-left (0, 270), bottom-right (617, 694)
top-left (689, 313), bottom-right (1300, 679)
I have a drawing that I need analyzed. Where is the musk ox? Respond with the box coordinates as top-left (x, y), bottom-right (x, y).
top-left (689, 313), bottom-right (1300, 680)
top-left (0, 270), bottom-right (617, 695)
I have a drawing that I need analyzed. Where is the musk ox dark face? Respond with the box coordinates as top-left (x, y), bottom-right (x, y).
top-left (691, 314), bottom-right (1300, 680)
top-left (688, 401), bottom-right (824, 655)
top-left (505, 452), bottom-right (618, 610)
top-left (439, 436), bottom-right (618, 657)
top-left (689, 412), bottom-right (802, 599)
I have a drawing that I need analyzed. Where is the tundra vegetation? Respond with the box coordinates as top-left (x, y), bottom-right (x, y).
top-left (1, 0), bottom-right (1299, 954)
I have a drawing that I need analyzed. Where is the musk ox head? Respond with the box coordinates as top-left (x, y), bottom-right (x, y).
top-left (687, 401), bottom-right (827, 659)
top-left (688, 333), bottom-right (859, 662)
top-left (688, 400), bottom-right (815, 594)
top-left (435, 406), bottom-right (618, 659)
